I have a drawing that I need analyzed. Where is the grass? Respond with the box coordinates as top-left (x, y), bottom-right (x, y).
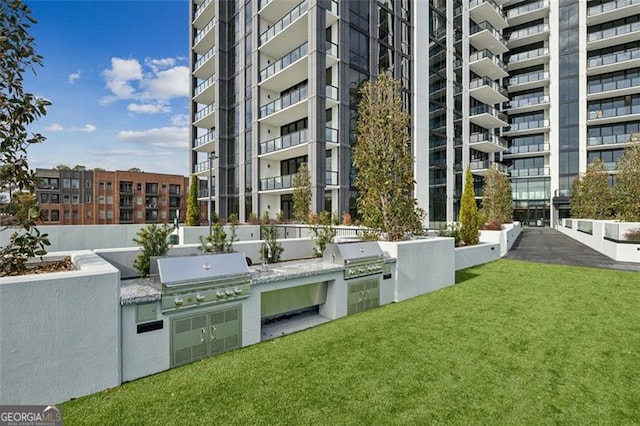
top-left (63, 259), bottom-right (640, 425)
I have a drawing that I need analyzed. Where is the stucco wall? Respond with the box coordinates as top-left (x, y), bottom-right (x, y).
top-left (455, 243), bottom-right (501, 271)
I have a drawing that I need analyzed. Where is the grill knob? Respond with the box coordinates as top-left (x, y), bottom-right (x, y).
top-left (196, 294), bottom-right (205, 302)
top-left (216, 291), bottom-right (226, 299)
top-left (234, 287), bottom-right (243, 295)
top-left (226, 289), bottom-right (234, 296)
top-left (359, 267), bottom-right (365, 273)
top-left (174, 297), bottom-right (184, 306)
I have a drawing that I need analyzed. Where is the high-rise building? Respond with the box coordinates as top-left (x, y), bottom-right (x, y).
top-left (189, 0), bottom-right (640, 228)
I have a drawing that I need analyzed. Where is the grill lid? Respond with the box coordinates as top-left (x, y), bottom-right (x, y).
top-left (323, 241), bottom-right (384, 264)
top-left (155, 252), bottom-right (250, 286)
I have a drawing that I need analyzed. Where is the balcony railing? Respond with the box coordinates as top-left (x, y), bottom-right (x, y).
top-left (326, 84), bottom-right (339, 101)
top-left (506, 23), bottom-right (549, 41)
top-left (194, 47), bottom-right (215, 71)
top-left (589, 47), bottom-right (640, 68)
top-left (259, 84), bottom-right (308, 118)
top-left (260, 129), bottom-right (308, 155)
top-left (470, 104), bottom-right (508, 122)
top-left (193, 0), bottom-right (213, 21)
top-left (469, 77), bottom-right (508, 98)
top-left (194, 130), bottom-right (216, 149)
top-left (326, 170), bottom-right (338, 185)
top-left (506, 47), bottom-right (549, 64)
top-left (469, 0), bottom-right (507, 21)
top-left (470, 49), bottom-right (507, 71)
top-left (260, 42), bottom-right (308, 82)
top-left (588, 133), bottom-right (638, 146)
top-left (194, 74), bottom-right (216, 97)
top-left (510, 167), bottom-right (550, 177)
top-left (194, 17), bottom-right (217, 46)
top-left (259, 0), bottom-right (308, 46)
top-left (507, 143), bottom-right (550, 154)
top-left (506, 95), bottom-right (549, 109)
top-left (588, 76), bottom-right (640, 94)
top-left (588, 0), bottom-right (640, 16)
top-left (588, 20), bottom-right (640, 42)
top-left (506, 70), bottom-right (550, 86)
top-left (588, 105), bottom-right (640, 119)
top-left (260, 174), bottom-right (295, 191)
top-left (326, 40), bottom-right (338, 57)
top-left (506, 0), bottom-right (549, 19)
top-left (194, 103), bottom-right (216, 122)
top-left (326, 127), bottom-right (338, 143)
top-left (258, 0), bottom-right (272, 11)
top-left (470, 160), bottom-right (508, 173)
top-left (470, 131), bottom-right (508, 149)
top-left (470, 21), bottom-right (506, 45)
top-left (194, 160), bottom-right (214, 173)
top-left (198, 188), bottom-right (215, 198)
top-left (507, 119), bottom-right (550, 131)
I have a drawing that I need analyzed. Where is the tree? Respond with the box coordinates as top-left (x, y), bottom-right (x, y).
top-left (132, 224), bottom-right (173, 277)
top-left (0, 1), bottom-right (52, 276)
top-left (481, 165), bottom-right (513, 225)
top-left (353, 71), bottom-right (423, 241)
top-left (128, 167), bottom-right (142, 173)
top-left (72, 165), bottom-right (86, 171)
top-left (614, 144), bottom-right (640, 221)
top-left (570, 158), bottom-right (613, 219)
top-left (186, 176), bottom-right (200, 226)
top-left (459, 168), bottom-right (481, 246)
top-left (55, 164), bottom-right (70, 170)
top-left (292, 162), bottom-right (311, 223)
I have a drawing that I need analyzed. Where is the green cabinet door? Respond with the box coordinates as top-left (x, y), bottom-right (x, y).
top-left (347, 279), bottom-right (380, 315)
top-left (171, 313), bottom-right (208, 367)
top-left (208, 306), bottom-right (241, 355)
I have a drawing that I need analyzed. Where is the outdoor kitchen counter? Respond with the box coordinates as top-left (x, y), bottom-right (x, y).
top-left (249, 258), bottom-right (344, 285)
top-left (120, 277), bottom-right (161, 305)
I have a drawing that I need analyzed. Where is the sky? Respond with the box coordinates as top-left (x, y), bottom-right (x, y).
top-left (24, 0), bottom-right (191, 176)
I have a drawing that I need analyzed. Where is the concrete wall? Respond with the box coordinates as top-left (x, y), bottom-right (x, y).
top-left (557, 220), bottom-right (640, 263)
top-left (379, 238), bottom-right (455, 302)
top-left (178, 225), bottom-right (261, 244)
top-left (479, 221), bottom-right (521, 256)
top-left (0, 251), bottom-right (121, 404)
top-left (455, 243), bottom-right (501, 271)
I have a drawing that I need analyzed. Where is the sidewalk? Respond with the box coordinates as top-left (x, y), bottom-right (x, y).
top-left (505, 227), bottom-right (640, 272)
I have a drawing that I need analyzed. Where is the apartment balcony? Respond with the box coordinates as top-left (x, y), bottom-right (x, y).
top-left (587, 0), bottom-right (640, 25)
top-left (193, 102), bottom-right (217, 129)
top-left (469, 131), bottom-right (509, 153)
top-left (193, 74), bottom-right (216, 104)
top-left (193, 130), bottom-right (217, 153)
top-left (326, 84), bottom-right (339, 108)
top-left (259, 129), bottom-right (309, 158)
top-left (469, 77), bottom-right (509, 105)
top-left (587, 20), bottom-right (640, 51)
top-left (197, 187), bottom-right (215, 200)
top-left (506, 70), bottom-right (550, 92)
top-left (469, 49), bottom-right (509, 79)
top-left (193, 16), bottom-right (217, 54)
top-left (469, 104), bottom-right (508, 129)
top-left (506, 47), bottom-right (549, 71)
top-left (588, 133), bottom-right (640, 149)
top-left (469, 21), bottom-right (508, 55)
top-left (193, 46), bottom-right (216, 80)
top-left (325, 40), bottom-right (339, 67)
top-left (193, 159), bottom-right (216, 177)
top-left (588, 48), bottom-right (640, 76)
top-left (325, 170), bottom-right (338, 186)
top-left (259, 42), bottom-right (308, 92)
top-left (192, 0), bottom-right (215, 29)
top-left (259, 0), bottom-right (309, 58)
top-left (506, 22), bottom-right (549, 49)
top-left (470, 160), bottom-right (508, 177)
top-left (587, 105), bottom-right (640, 125)
top-left (506, 0), bottom-right (550, 26)
top-left (509, 167), bottom-right (550, 178)
top-left (502, 119), bottom-right (550, 136)
top-left (259, 174), bottom-right (294, 192)
top-left (587, 77), bottom-right (640, 101)
top-left (505, 143), bottom-right (550, 158)
top-left (258, 84), bottom-right (308, 126)
top-left (469, 0), bottom-right (508, 31)
top-left (504, 94), bottom-right (550, 114)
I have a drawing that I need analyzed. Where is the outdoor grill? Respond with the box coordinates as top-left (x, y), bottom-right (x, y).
top-left (323, 241), bottom-right (385, 280)
top-left (152, 252), bottom-right (251, 313)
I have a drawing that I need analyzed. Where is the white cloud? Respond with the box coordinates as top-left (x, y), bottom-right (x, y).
top-left (117, 126), bottom-right (188, 149)
top-left (170, 114), bottom-right (189, 126)
top-left (79, 124), bottom-right (97, 133)
top-left (68, 70), bottom-right (81, 84)
top-left (45, 123), bottom-right (64, 132)
top-left (145, 57), bottom-right (176, 73)
top-left (127, 102), bottom-right (170, 114)
top-left (140, 66), bottom-right (189, 100)
top-left (100, 58), bottom-right (143, 104)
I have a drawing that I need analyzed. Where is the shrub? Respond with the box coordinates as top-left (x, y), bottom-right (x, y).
top-left (199, 222), bottom-right (237, 254)
top-left (247, 212), bottom-right (260, 225)
top-left (260, 224), bottom-right (284, 264)
top-left (341, 211), bottom-right (352, 226)
top-left (133, 224), bottom-right (173, 277)
top-left (438, 223), bottom-right (462, 248)
top-left (481, 220), bottom-right (502, 231)
top-left (308, 212), bottom-right (318, 225)
top-left (624, 227), bottom-right (640, 242)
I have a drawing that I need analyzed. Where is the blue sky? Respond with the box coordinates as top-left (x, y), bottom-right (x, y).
top-left (25, 0), bottom-right (190, 176)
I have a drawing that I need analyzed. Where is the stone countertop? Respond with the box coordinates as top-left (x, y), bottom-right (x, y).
top-left (120, 277), bottom-right (161, 305)
top-left (249, 258), bottom-right (344, 285)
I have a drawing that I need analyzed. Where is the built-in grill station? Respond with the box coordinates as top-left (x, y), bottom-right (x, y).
top-left (152, 252), bottom-right (251, 313)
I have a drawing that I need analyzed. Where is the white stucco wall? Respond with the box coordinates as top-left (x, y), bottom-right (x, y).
top-left (479, 221), bottom-right (522, 256)
top-left (455, 243), bottom-right (501, 271)
top-left (557, 220), bottom-right (640, 263)
top-left (0, 251), bottom-right (121, 404)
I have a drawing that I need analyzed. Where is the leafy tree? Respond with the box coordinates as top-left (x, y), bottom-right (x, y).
top-left (128, 167), bottom-right (142, 173)
top-left (93, 167), bottom-right (106, 171)
top-left (132, 224), bottom-right (173, 277)
top-left (353, 71), bottom-right (423, 240)
top-left (186, 176), bottom-right (200, 226)
top-left (614, 144), bottom-right (640, 221)
top-left (570, 158), bottom-right (613, 219)
top-left (55, 164), bottom-right (70, 170)
top-left (260, 224), bottom-right (283, 264)
top-left (292, 162), bottom-right (311, 223)
top-left (459, 168), bottom-right (481, 246)
top-left (0, 1), bottom-right (52, 276)
top-left (481, 165), bottom-right (513, 224)
top-left (72, 165), bottom-right (86, 171)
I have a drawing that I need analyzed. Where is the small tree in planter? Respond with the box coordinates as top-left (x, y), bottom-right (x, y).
top-left (480, 165), bottom-right (513, 227)
top-left (186, 176), bottom-right (200, 226)
top-left (459, 168), bottom-right (481, 246)
top-left (260, 224), bottom-right (283, 264)
top-left (292, 162), bottom-right (311, 223)
top-left (133, 224), bottom-right (174, 277)
top-left (311, 211), bottom-right (336, 257)
top-left (570, 158), bottom-right (613, 219)
top-left (614, 144), bottom-right (640, 221)
top-left (199, 214), bottom-right (238, 253)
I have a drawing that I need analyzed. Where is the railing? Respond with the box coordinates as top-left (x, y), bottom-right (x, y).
top-left (469, 132), bottom-right (508, 149)
top-left (588, 105), bottom-right (640, 120)
top-left (194, 160), bottom-right (214, 173)
top-left (194, 130), bottom-right (216, 148)
top-left (260, 43), bottom-right (308, 82)
top-left (259, 129), bottom-right (308, 155)
top-left (506, 70), bottom-right (549, 86)
top-left (470, 104), bottom-right (508, 122)
top-left (194, 103), bottom-right (217, 122)
top-left (470, 160), bottom-right (507, 173)
top-left (509, 167), bottom-right (550, 177)
top-left (326, 127), bottom-right (339, 143)
top-left (258, 0), bottom-right (272, 11)
top-left (588, 77), bottom-right (640, 94)
top-left (507, 0), bottom-right (549, 19)
top-left (194, 74), bottom-right (216, 97)
top-left (469, 0), bottom-right (507, 21)
top-left (259, 0), bottom-right (308, 46)
top-left (326, 40), bottom-right (338, 57)
top-left (507, 143), bottom-right (550, 154)
top-left (469, 49), bottom-right (507, 71)
top-left (194, 47), bottom-right (215, 71)
top-left (469, 77), bottom-right (508, 98)
top-left (260, 174), bottom-right (294, 191)
top-left (577, 220), bottom-right (593, 235)
top-left (197, 188), bottom-right (215, 198)
top-left (194, 17), bottom-right (217, 46)
top-left (327, 0), bottom-right (338, 15)
top-left (506, 47), bottom-right (549, 64)
top-left (326, 84), bottom-right (339, 101)
top-left (588, 20), bottom-right (640, 42)
top-left (506, 95), bottom-right (549, 109)
top-left (193, 0), bottom-right (213, 22)
top-left (470, 21), bottom-right (506, 45)
top-left (507, 119), bottom-right (550, 131)
top-left (259, 84), bottom-right (308, 118)
top-left (588, 134), bottom-right (636, 146)
top-left (588, 0), bottom-right (640, 16)
top-left (588, 47), bottom-right (640, 68)
top-left (326, 170), bottom-right (338, 185)
top-left (506, 23), bottom-right (549, 41)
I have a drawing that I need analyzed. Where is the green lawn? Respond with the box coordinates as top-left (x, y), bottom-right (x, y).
top-left (64, 259), bottom-right (640, 425)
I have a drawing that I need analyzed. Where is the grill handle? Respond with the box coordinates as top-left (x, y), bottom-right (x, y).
top-left (210, 324), bottom-right (217, 340)
top-left (200, 328), bottom-right (205, 343)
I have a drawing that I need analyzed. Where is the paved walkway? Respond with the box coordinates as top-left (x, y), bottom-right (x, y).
top-left (505, 227), bottom-right (640, 272)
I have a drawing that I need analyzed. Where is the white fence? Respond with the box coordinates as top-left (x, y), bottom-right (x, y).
top-left (558, 219), bottom-right (640, 263)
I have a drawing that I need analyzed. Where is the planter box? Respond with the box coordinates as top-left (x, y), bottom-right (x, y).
top-left (455, 243), bottom-right (501, 271)
top-left (480, 221), bottom-right (521, 256)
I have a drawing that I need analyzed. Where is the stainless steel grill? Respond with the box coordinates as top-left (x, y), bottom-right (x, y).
top-left (323, 241), bottom-right (385, 280)
top-left (152, 253), bottom-right (251, 313)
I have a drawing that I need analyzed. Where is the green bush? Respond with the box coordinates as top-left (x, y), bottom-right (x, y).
top-left (132, 224), bottom-right (173, 277)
